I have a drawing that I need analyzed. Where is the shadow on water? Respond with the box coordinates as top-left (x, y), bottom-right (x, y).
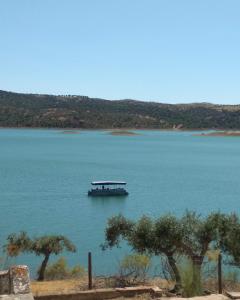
top-left (89, 195), bottom-right (128, 208)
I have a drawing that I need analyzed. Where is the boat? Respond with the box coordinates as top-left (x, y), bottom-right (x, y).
top-left (88, 181), bottom-right (128, 196)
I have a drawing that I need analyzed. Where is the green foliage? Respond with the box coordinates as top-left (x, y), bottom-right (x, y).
top-left (154, 214), bottom-right (183, 254)
top-left (5, 231), bottom-right (32, 256)
top-left (5, 232), bottom-right (76, 281)
top-left (103, 214), bottom-right (184, 256)
top-left (6, 233), bottom-right (76, 257)
top-left (218, 214), bottom-right (240, 266)
top-left (102, 214), bottom-right (134, 249)
top-left (119, 254), bottom-right (151, 283)
top-left (44, 257), bottom-right (85, 280)
top-left (103, 211), bottom-right (234, 292)
top-left (31, 235), bottom-right (76, 256)
top-left (103, 214), bottom-right (184, 290)
top-left (180, 211), bottom-right (220, 257)
top-left (178, 258), bottom-right (202, 297)
top-left (129, 216), bottom-right (154, 254)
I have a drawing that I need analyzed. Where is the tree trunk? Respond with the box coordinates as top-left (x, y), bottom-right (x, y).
top-left (167, 255), bottom-right (182, 292)
top-left (37, 254), bottom-right (50, 281)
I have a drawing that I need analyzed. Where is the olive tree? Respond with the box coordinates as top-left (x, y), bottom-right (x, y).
top-left (179, 212), bottom-right (222, 294)
top-left (217, 213), bottom-right (240, 266)
top-left (103, 212), bottom-right (230, 293)
top-left (102, 214), bottom-right (183, 291)
top-left (6, 232), bottom-right (76, 281)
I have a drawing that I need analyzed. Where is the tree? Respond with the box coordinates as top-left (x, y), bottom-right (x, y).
top-left (6, 232), bottom-right (76, 281)
top-left (32, 235), bottom-right (76, 281)
top-left (153, 215), bottom-right (183, 291)
top-left (218, 213), bottom-right (240, 266)
top-left (6, 231), bottom-right (32, 256)
top-left (103, 214), bottom-right (135, 249)
top-left (179, 212), bottom-right (221, 294)
top-left (102, 214), bottom-right (183, 291)
top-left (103, 212), bottom-right (230, 293)
top-left (181, 212), bottom-right (219, 265)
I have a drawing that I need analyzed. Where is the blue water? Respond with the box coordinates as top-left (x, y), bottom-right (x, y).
top-left (0, 129), bottom-right (240, 277)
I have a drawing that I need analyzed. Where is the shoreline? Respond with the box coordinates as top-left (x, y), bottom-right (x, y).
top-left (0, 127), bottom-right (227, 132)
top-left (2, 127), bottom-right (240, 136)
top-left (195, 131), bottom-right (240, 137)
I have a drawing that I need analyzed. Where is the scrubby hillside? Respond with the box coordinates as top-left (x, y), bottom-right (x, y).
top-left (0, 90), bottom-right (240, 129)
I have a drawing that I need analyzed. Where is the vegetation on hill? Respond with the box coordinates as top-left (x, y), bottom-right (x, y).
top-left (1, 90), bottom-right (240, 129)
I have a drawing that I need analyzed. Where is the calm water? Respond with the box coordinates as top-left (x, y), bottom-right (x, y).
top-left (0, 129), bottom-right (240, 277)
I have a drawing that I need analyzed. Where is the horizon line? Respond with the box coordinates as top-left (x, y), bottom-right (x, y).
top-left (1, 88), bottom-right (240, 106)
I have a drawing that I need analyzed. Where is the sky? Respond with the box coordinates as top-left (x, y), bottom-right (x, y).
top-left (1, 0), bottom-right (240, 104)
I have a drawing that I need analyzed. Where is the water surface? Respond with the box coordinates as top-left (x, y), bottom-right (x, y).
top-left (0, 129), bottom-right (239, 276)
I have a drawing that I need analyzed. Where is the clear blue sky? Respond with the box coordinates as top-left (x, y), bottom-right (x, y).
top-left (1, 0), bottom-right (240, 104)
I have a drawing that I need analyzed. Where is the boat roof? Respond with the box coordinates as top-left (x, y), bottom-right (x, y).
top-left (91, 181), bottom-right (127, 185)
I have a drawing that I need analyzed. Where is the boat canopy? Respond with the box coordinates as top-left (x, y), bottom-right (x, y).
top-left (91, 181), bottom-right (127, 185)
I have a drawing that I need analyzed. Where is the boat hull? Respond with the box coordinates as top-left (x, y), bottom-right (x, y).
top-left (88, 188), bottom-right (128, 197)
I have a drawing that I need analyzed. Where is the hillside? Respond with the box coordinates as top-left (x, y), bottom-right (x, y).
top-left (0, 90), bottom-right (240, 129)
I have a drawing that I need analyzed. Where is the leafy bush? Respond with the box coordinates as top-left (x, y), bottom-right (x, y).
top-left (178, 258), bottom-right (202, 297)
top-left (206, 250), bottom-right (220, 262)
top-left (118, 254), bottom-right (151, 285)
top-left (45, 257), bottom-right (85, 280)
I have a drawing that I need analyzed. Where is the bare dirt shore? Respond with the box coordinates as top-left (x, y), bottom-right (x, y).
top-left (31, 278), bottom-right (90, 296)
top-left (31, 280), bottom-right (229, 300)
top-left (114, 295), bottom-right (229, 300)
top-left (31, 277), bottom-right (170, 296)
top-left (61, 130), bottom-right (81, 134)
top-left (108, 130), bottom-right (139, 136)
top-left (195, 131), bottom-right (240, 137)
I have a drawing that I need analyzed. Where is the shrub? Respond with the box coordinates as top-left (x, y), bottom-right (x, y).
top-left (45, 257), bottom-right (85, 280)
top-left (118, 254), bottom-right (151, 285)
top-left (71, 265), bottom-right (86, 278)
top-left (206, 250), bottom-right (220, 262)
top-left (178, 258), bottom-right (202, 297)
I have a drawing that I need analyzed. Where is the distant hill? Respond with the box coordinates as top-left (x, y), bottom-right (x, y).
top-left (0, 90), bottom-right (240, 129)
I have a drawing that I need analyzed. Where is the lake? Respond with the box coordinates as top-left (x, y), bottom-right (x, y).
top-left (0, 129), bottom-right (240, 277)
